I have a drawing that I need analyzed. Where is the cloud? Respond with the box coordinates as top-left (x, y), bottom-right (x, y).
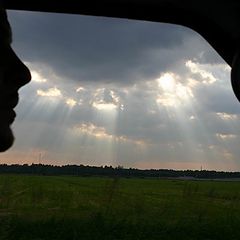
top-left (8, 9), bottom-right (216, 86)
top-left (185, 60), bottom-right (217, 84)
top-left (72, 122), bottom-right (146, 148)
top-left (73, 123), bottom-right (113, 140)
top-left (156, 72), bottom-right (194, 107)
top-left (216, 112), bottom-right (238, 121)
top-left (31, 70), bottom-right (47, 83)
top-left (216, 133), bottom-right (237, 140)
top-left (90, 88), bottom-right (122, 110)
top-left (37, 87), bottom-right (62, 97)
top-left (65, 98), bottom-right (77, 107)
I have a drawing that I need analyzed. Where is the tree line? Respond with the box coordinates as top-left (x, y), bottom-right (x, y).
top-left (0, 164), bottom-right (239, 179)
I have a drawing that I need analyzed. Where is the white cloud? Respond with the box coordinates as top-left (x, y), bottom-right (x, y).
top-left (92, 102), bottom-right (117, 111)
top-left (157, 72), bottom-right (176, 91)
top-left (185, 60), bottom-right (217, 84)
top-left (72, 122), bottom-right (146, 146)
top-left (37, 87), bottom-right (62, 97)
top-left (74, 123), bottom-right (113, 140)
top-left (76, 86), bottom-right (85, 92)
top-left (66, 98), bottom-right (77, 107)
top-left (31, 70), bottom-right (47, 83)
top-left (216, 133), bottom-right (237, 140)
top-left (216, 112), bottom-right (238, 121)
top-left (91, 88), bottom-right (121, 111)
top-left (156, 72), bottom-right (193, 107)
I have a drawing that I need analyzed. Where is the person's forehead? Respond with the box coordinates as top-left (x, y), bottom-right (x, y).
top-left (0, 8), bottom-right (12, 44)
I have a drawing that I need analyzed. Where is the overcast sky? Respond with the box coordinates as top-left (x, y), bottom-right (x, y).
top-left (1, 10), bottom-right (240, 171)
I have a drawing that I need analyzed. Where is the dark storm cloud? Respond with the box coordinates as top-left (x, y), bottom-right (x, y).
top-left (7, 10), bottom-right (209, 85)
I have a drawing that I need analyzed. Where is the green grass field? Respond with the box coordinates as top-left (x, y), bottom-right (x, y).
top-left (0, 174), bottom-right (240, 240)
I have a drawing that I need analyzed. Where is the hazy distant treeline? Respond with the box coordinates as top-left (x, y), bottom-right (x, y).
top-left (0, 164), bottom-right (239, 179)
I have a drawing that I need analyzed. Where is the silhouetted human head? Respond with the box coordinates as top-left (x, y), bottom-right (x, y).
top-left (0, 7), bottom-right (31, 151)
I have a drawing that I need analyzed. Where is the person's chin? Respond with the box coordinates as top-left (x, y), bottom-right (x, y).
top-left (0, 124), bottom-right (14, 152)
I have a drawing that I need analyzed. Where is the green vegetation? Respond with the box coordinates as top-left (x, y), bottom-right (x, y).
top-left (0, 174), bottom-right (240, 239)
top-left (1, 163), bottom-right (240, 179)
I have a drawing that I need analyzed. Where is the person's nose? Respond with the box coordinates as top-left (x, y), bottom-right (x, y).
top-left (7, 48), bottom-right (31, 90)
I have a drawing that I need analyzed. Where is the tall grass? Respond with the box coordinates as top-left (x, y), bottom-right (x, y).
top-left (0, 175), bottom-right (240, 239)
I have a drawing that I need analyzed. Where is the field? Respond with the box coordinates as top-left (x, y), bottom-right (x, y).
top-left (0, 175), bottom-right (240, 240)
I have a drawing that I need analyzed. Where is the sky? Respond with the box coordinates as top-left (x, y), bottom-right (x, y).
top-left (1, 10), bottom-right (240, 171)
